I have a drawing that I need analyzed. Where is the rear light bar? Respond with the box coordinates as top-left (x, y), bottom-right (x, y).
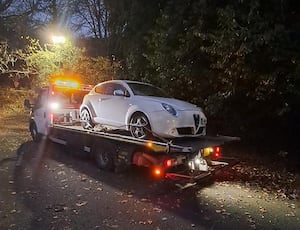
top-left (213, 146), bottom-right (221, 158)
top-left (203, 146), bottom-right (221, 159)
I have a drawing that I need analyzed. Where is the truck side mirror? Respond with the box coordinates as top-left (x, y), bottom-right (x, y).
top-left (24, 99), bottom-right (31, 109)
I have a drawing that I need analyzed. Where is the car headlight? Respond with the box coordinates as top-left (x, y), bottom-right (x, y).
top-left (162, 103), bottom-right (177, 116)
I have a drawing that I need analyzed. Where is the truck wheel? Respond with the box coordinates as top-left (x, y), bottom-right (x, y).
top-left (80, 108), bottom-right (95, 129)
top-left (30, 122), bottom-right (40, 142)
top-left (129, 112), bottom-right (152, 139)
top-left (94, 146), bottom-right (115, 171)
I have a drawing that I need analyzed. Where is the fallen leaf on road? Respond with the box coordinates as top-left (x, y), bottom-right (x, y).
top-left (76, 201), bottom-right (87, 207)
top-left (10, 209), bottom-right (16, 214)
top-left (153, 207), bottom-right (162, 212)
top-left (285, 212), bottom-right (295, 217)
top-left (259, 207), bottom-right (267, 213)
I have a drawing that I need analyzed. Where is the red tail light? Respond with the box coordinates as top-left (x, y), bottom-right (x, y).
top-left (164, 158), bottom-right (173, 168)
top-left (213, 146), bottom-right (221, 158)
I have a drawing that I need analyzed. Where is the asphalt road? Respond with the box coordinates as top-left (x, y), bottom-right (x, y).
top-left (0, 140), bottom-right (299, 230)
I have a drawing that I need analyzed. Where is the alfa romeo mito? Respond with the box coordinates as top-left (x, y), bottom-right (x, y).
top-left (80, 80), bottom-right (207, 139)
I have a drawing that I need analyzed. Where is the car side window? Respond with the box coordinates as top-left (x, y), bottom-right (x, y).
top-left (95, 83), bottom-right (114, 95)
top-left (95, 85), bottom-right (105, 94)
top-left (104, 83), bottom-right (114, 95)
top-left (95, 83), bottom-right (129, 96)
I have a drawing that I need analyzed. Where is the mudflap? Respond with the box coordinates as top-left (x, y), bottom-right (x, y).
top-left (164, 157), bottom-right (240, 190)
top-left (114, 149), bottom-right (132, 173)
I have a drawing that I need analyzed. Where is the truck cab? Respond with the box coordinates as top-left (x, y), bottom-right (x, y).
top-left (25, 78), bottom-right (92, 140)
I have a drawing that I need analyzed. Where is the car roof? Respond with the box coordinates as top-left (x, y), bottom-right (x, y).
top-left (96, 80), bottom-right (153, 86)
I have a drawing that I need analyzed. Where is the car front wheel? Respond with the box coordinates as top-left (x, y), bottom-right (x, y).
top-left (80, 108), bottom-right (94, 129)
top-left (129, 113), bottom-right (152, 139)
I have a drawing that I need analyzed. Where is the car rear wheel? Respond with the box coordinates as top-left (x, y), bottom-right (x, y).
top-left (129, 113), bottom-right (152, 139)
top-left (80, 108), bottom-right (94, 129)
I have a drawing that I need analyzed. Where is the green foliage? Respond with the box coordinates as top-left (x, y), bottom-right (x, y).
top-left (25, 38), bottom-right (82, 85)
top-left (73, 56), bottom-right (121, 85)
top-left (0, 87), bottom-right (32, 116)
top-left (0, 0), bottom-right (299, 148)
top-left (109, 0), bottom-right (300, 146)
top-left (1, 37), bottom-right (120, 88)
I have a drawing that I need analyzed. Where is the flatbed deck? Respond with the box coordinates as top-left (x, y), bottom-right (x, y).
top-left (50, 124), bottom-right (240, 155)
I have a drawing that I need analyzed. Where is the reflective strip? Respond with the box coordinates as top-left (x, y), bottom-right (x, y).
top-left (49, 136), bottom-right (67, 145)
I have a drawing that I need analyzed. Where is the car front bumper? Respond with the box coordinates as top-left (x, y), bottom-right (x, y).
top-left (149, 110), bottom-right (207, 138)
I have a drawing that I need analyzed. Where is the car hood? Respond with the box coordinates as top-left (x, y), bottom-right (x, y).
top-left (137, 96), bottom-right (200, 111)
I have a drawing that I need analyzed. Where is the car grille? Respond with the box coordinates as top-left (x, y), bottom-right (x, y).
top-left (177, 127), bottom-right (194, 135)
top-left (177, 114), bottom-right (206, 136)
top-left (193, 114), bottom-right (200, 128)
top-left (196, 126), bottom-right (204, 134)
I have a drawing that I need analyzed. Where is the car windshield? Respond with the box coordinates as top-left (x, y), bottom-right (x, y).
top-left (127, 82), bottom-right (169, 97)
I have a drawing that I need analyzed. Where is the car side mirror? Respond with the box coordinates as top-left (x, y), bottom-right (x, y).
top-left (113, 89), bottom-right (126, 97)
top-left (24, 99), bottom-right (32, 109)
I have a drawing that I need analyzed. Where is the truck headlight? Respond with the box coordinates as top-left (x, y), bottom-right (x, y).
top-left (162, 103), bottom-right (177, 116)
top-left (50, 102), bottom-right (60, 110)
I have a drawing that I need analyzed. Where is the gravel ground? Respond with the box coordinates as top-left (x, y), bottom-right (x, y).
top-left (0, 113), bottom-right (299, 230)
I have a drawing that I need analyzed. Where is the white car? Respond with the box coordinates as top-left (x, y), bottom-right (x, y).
top-left (80, 80), bottom-right (207, 139)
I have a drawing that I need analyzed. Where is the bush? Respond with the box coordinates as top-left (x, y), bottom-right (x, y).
top-left (0, 87), bottom-right (32, 116)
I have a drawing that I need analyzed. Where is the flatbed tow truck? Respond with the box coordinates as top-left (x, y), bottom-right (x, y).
top-left (24, 77), bottom-right (239, 188)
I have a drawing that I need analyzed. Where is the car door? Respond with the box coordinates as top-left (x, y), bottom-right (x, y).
top-left (95, 83), bottom-right (131, 127)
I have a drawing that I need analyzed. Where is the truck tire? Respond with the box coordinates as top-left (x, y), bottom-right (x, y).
top-left (94, 144), bottom-right (115, 171)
